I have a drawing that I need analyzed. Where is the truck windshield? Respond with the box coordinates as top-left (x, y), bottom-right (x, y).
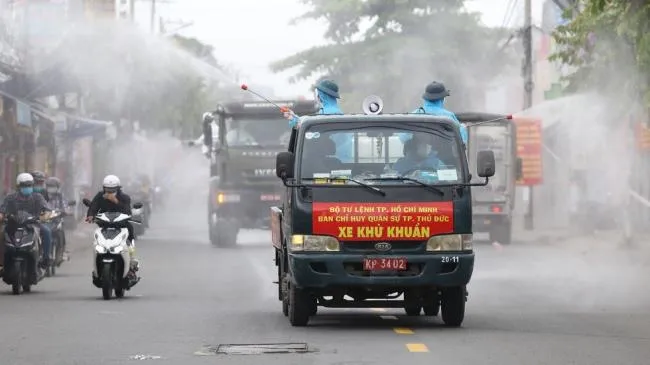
top-left (224, 117), bottom-right (291, 147)
top-left (469, 125), bottom-right (508, 194)
top-left (299, 122), bottom-right (464, 185)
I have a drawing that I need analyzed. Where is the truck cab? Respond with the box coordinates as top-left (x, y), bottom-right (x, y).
top-left (458, 113), bottom-right (522, 244)
top-left (270, 102), bottom-right (496, 327)
top-left (200, 100), bottom-right (319, 247)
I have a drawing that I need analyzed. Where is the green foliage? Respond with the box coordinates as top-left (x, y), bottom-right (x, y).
top-left (551, 0), bottom-right (650, 105)
top-left (271, 0), bottom-right (513, 111)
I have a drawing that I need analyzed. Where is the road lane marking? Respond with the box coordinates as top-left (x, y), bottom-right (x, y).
top-left (379, 315), bottom-right (398, 320)
top-left (406, 343), bottom-right (429, 353)
top-left (370, 308), bottom-right (387, 313)
top-left (393, 328), bottom-right (413, 335)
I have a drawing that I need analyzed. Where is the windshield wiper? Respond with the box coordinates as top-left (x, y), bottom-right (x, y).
top-left (302, 177), bottom-right (386, 196)
top-left (366, 177), bottom-right (444, 196)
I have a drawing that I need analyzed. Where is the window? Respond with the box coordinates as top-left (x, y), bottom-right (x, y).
top-left (212, 117), bottom-right (291, 147)
top-left (469, 125), bottom-right (509, 194)
top-left (298, 121), bottom-right (464, 185)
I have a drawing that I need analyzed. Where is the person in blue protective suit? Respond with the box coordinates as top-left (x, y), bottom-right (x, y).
top-left (285, 79), bottom-right (353, 162)
top-left (409, 81), bottom-right (468, 144)
top-left (393, 136), bottom-right (445, 176)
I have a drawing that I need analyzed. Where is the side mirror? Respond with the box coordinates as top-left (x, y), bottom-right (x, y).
top-left (67, 200), bottom-right (77, 206)
top-left (133, 202), bottom-right (144, 209)
top-left (82, 198), bottom-right (91, 207)
top-left (515, 157), bottom-right (523, 180)
top-left (477, 150), bottom-right (496, 178)
top-left (276, 151), bottom-right (295, 179)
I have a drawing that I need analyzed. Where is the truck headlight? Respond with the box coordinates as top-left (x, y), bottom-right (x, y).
top-left (290, 235), bottom-right (340, 252)
top-left (216, 192), bottom-right (240, 204)
top-left (426, 234), bottom-right (473, 251)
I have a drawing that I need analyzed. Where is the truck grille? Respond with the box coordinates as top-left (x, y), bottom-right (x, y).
top-left (341, 240), bottom-right (425, 253)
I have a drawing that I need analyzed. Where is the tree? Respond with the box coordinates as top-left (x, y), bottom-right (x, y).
top-left (551, 1), bottom-right (650, 106)
top-left (270, 0), bottom-right (513, 112)
top-left (83, 33), bottom-right (232, 139)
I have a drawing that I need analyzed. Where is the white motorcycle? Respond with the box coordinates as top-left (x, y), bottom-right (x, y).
top-left (82, 199), bottom-right (143, 300)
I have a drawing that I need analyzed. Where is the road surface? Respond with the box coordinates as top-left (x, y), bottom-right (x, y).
top-left (1, 199), bottom-right (649, 364)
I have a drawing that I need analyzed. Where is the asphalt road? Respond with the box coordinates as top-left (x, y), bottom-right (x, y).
top-left (1, 201), bottom-right (649, 364)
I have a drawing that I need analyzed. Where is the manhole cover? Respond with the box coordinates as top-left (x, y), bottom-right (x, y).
top-left (203, 343), bottom-right (311, 355)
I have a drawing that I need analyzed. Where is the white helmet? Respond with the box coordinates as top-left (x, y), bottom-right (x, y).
top-left (102, 174), bottom-right (121, 189)
top-left (16, 172), bottom-right (34, 186)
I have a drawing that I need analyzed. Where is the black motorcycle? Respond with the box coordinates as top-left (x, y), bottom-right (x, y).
top-left (2, 211), bottom-right (44, 294)
top-left (42, 204), bottom-right (75, 277)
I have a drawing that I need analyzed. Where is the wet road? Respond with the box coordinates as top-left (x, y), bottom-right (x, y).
top-left (1, 205), bottom-right (650, 364)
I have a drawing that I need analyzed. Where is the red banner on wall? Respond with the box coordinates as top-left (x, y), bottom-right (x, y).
top-left (514, 118), bottom-right (543, 186)
top-left (312, 202), bottom-right (454, 241)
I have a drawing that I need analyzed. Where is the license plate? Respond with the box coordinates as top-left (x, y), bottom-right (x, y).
top-left (474, 232), bottom-right (490, 241)
top-left (363, 257), bottom-right (407, 271)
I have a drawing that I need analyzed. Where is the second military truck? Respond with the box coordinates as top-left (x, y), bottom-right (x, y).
top-left (200, 99), bottom-right (319, 247)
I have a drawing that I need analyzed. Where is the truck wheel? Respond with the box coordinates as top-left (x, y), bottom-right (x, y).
top-left (491, 224), bottom-right (512, 245)
top-left (404, 291), bottom-right (421, 316)
top-left (422, 291), bottom-right (440, 316)
top-left (288, 284), bottom-right (313, 327)
top-left (211, 224), bottom-right (238, 248)
top-left (281, 274), bottom-right (289, 316)
top-left (441, 286), bottom-right (466, 327)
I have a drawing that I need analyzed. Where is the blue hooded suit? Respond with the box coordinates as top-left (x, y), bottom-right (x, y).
top-left (404, 82), bottom-right (467, 144)
top-left (288, 80), bottom-right (353, 162)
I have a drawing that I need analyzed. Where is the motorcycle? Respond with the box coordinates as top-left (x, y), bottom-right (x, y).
top-left (2, 211), bottom-right (44, 294)
top-left (42, 201), bottom-right (76, 277)
top-left (83, 199), bottom-right (143, 300)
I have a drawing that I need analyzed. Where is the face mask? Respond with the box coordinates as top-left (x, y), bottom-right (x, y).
top-left (314, 89), bottom-right (322, 109)
top-left (47, 187), bottom-right (58, 194)
top-left (19, 187), bottom-right (33, 196)
top-left (34, 186), bottom-right (44, 192)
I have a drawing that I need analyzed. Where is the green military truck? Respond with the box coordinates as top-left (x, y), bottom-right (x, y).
top-left (198, 100), bottom-right (319, 247)
top-left (270, 104), bottom-right (496, 327)
top-left (458, 113), bottom-right (522, 244)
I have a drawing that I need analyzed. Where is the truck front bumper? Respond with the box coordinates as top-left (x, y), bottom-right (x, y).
top-left (288, 252), bottom-right (474, 289)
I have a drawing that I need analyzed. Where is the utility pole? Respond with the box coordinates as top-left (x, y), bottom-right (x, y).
top-left (523, 0), bottom-right (535, 230)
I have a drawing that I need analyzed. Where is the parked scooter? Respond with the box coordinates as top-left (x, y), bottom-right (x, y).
top-left (82, 199), bottom-right (143, 300)
top-left (2, 211), bottom-right (45, 294)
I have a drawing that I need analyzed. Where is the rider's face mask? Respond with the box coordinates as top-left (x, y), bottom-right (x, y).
top-left (19, 186), bottom-right (33, 196)
top-left (34, 184), bottom-right (45, 192)
top-left (46, 187), bottom-right (58, 194)
top-left (313, 88), bottom-right (322, 109)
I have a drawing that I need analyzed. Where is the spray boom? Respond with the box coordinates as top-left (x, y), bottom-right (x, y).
top-left (240, 84), bottom-right (290, 113)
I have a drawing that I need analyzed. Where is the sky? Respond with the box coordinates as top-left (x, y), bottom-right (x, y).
top-left (134, 0), bottom-right (546, 98)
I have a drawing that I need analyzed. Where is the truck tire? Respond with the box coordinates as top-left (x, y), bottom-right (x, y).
top-left (288, 284), bottom-right (313, 327)
top-left (422, 291), bottom-right (440, 316)
top-left (441, 286), bottom-right (466, 327)
top-left (210, 223), bottom-right (238, 248)
top-left (491, 223), bottom-right (512, 245)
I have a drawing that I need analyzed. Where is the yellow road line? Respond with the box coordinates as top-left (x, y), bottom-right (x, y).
top-left (406, 343), bottom-right (429, 353)
top-left (393, 327), bottom-right (414, 335)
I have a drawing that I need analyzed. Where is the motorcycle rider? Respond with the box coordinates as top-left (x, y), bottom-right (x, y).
top-left (0, 173), bottom-right (54, 271)
top-left (31, 170), bottom-right (47, 194)
top-left (412, 81), bottom-right (468, 144)
top-left (85, 175), bottom-right (139, 274)
top-left (284, 79), bottom-right (353, 162)
top-left (44, 177), bottom-right (70, 259)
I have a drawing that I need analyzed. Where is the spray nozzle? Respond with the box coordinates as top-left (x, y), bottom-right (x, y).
top-left (240, 84), bottom-right (248, 90)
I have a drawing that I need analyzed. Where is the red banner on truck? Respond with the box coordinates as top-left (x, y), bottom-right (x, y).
top-left (312, 202), bottom-right (454, 241)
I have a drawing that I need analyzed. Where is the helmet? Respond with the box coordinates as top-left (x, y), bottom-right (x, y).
top-left (30, 170), bottom-right (46, 183)
top-left (102, 175), bottom-right (121, 193)
top-left (46, 177), bottom-right (61, 194)
top-left (422, 81), bottom-right (450, 101)
top-left (16, 173), bottom-right (34, 187)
